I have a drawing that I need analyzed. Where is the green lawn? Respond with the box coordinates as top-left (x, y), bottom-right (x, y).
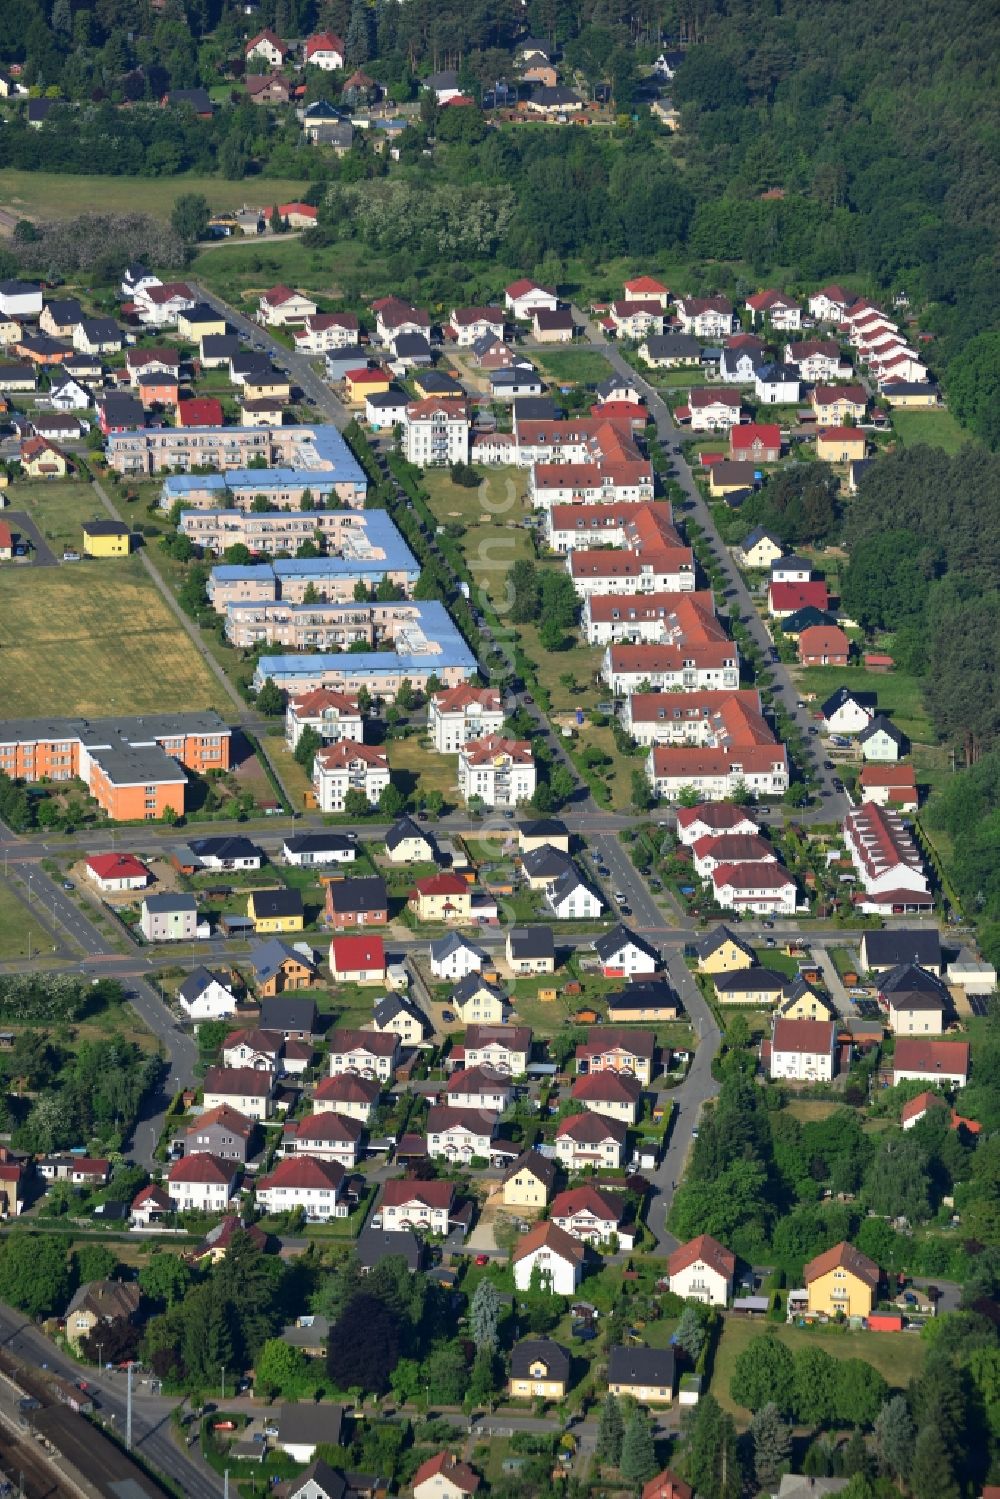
top-left (260, 729), bottom-right (313, 812)
top-left (0, 879), bottom-right (56, 961)
top-left (891, 407), bottom-right (971, 455)
top-left (712, 1318), bottom-right (926, 1421)
top-left (389, 733), bottom-right (458, 801)
top-left (0, 554), bottom-right (229, 716)
top-left (791, 664), bottom-right (933, 745)
top-left (535, 349), bottom-right (615, 385)
top-left (0, 169), bottom-right (308, 224)
top-left (7, 478), bottom-right (99, 555)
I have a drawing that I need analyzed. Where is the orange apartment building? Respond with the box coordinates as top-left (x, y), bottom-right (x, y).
top-left (0, 712), bottom-right (231, 819)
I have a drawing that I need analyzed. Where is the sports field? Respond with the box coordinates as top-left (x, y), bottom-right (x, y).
top-left (0, 559), bottom-right (228, 716)
top-left (0, 169), bottom-right (307, 223)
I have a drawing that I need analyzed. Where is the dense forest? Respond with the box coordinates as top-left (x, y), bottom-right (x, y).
top-left (0, 0), bottom-right (996, 386)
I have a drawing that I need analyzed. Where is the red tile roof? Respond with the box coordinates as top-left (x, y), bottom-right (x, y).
top-left (257, 1155), bottom-right (344, 1192)
top-left (86, 852), bottom-right (149, 881)
top-left (511, 1219), bottom-right (585, 1265)
top-left (803, 1240), bottom-right (879, 1289)
top-left (177, 397), bottom-right (224, 428)
top-left (413, 1454), bottom-right (479, 1495)
top-left (667, 1233), bottom-right (735, 1279)
top-left (900, 1090), bottom-right (946, 1125)
top-left (329, 935), bottom-right (385, 972)
top-left (169, 1152), bottom-right (236, 1183)
top-left (772, 1018), bottom-right (836, 1054)
top-left (313, 1073), bottom-right (380, 1104)
top-left (571, 1072), bottom-right (642, 1103)
top-left (556, 1110), bottom-right (627, 1142)
top-left (381, 1178), bottom-right (455, 1209)
top-left (894, 1038), bottom-right (970, 1078)
top-left (551, 1185), bottom-right (622, 1222)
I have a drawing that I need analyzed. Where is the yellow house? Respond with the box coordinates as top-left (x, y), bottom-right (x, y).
top-left (247, 887), bottom-right (304, 934)
top-left (780, 982), bottom-right (836, 1022)
top-left (502, 1150), bottom-right (556, 1209)
top-left (739, 529), bottom-right (783, 570)
top-left (608, 1346), bottom-right (674, 1405)
top-left (179, 309), bottom-right (228, 341)
top-left (411, 371), bottom-right (463, 401)
top-left (410, 873), bottom-right (472, 924)
top-left (816, 427), bottom-right (867, 463)
top-left (804, 1241), bottom-right (879, 1318)
top-left (709, 462), bottom-right (757, 497)
top-left (509, 1339), bottom-right (570, 1400)
top-left (519, 820), bottom-right (570, 855)
top-left (243, 374), bottom-right (292, 404)
top-left (453, 975), bottom-right (506, 1025)
top-left (882, 385), bottom-right (939, 408)
top-left (345, 368), bottom-right (391, 405)
top-left (697, 925), bottom-right (756, 974)
top-left (22, 437), bottom-right (69, 479)
top-left (713, 969), bottom-right (789, 1005)
top-left (82, 519), bottom-right (131, 556)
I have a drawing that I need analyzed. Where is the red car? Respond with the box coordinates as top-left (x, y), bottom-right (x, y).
top-left (475, 1254), bottom-right (489, 1266)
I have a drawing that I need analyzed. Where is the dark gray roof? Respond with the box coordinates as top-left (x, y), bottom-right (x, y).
top-left (513, 396), bottom-right (560, 423)
top-left (288, 1460), bottom-right (347, 1499)
top-left (415, 370), bottom-right (464, 395)
top-left (99, 394), bottom-right (143, 423)
top-left (781, 606), bottom-right (837, 635)
top-left (594, 923), bottom-right (658, 964)
top-left (143, 892), bottom-right (196, 913)
top-left (510, 1338), bottom-right (570, 1382)
top-left (714, 967), bottom-right (790, 994)
top-left (822, 686), bottom-right (877, 718)
top-left (508, 925), bottom-right (554, 960)
top-left (259, 995), bottom-right (318, 1033)
top-left (491, 368), bottom-right (542, 389)
top-left (373, 994), bottom-right (425, 1030)
top-left (251, 888), bottom-right (303, 920)
top-left (250, 938), bottom-right (316, 984)
top-left (453, 972), bottom-right (505, 1005)
top-left (549, 867), bottom-right (600, 905)
top-left (230, 351), bottom-right (273, 378)
top-left (278, 1402), bottom-right (343, 1448)
top-left (181, 304), bottom-right (225, 326)
top-left (695, 924), bottom-right (755, 962)
top-left (519, 818), bottom-right (568, 839)
top-left (424, 69), bottom-right (459, 89)
top-left (178, 966), bottom-right (232, 1003)
top-left (44, 298), bottom-right (83, 325)
top-left (283, 832), bottom-right (355, 857)
top-left (772, 553), bottom-right (811, 573)
top-left (859, 713), bottom-right (906, 747)
top-left (189, 836), bottom-right (262, 860)
top-left (862, 929), bottom-right (941, 970)
top-left (201, 334), bottom-right (240, 359)
top-left (391, 332), bottom-right (432, 359)
top-left (356, 1226), bottom-right (423, 1272)
top-left (79, 317), bottom-right (121, 342)
top-left (879, 962), bottom-right (948, 1001)
top-left (607, 978), bottom-right (677, 1015)
top-left (643, 333), bottom-right (702, 360)
top-left (607, 1345), bottom-right (675, 1388)
top-left (521, 844), bottom-right (575, 882)
top-left (502, 1149), bottom-right (557, 1189)
top-left (429, 931), bottom-right (485, 962)
top-left (756, 362), bottom-right (800, 382)
top-left (167, 88), bottom-right (213, 112)
top-left (529, 85), bottom-right (582, 107)
top-left (325, 876), bottom-right (387, 914)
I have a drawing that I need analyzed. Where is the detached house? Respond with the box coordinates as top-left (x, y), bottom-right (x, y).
top-left (323, 876), bottom-right (388, 930)
top-left (256, 1157), bottom-right (346, 1220)
top-left (451, 973), bottom-right (507, 1025)
top-left (202, 1066), bottom-right (275, 1120)
top-left (430, 931), bottom-right (486, 981)
top-left (328, 1027), bottom-right (399, 1082)
top-left (463, 1024), bottom-right (532, 1077)
top-left (449, 306), bottom-right (505, 346)
top-left (571, 1070), bottom-right (643, 1123)
top-left (246, 29), bottom-right (287, 65)
top-left (577, 1027), bottom-right (655, 1084)
top-left (804, 1241), bottom-right (879, 1318)
top-left (413, 1455), bottom-right (479, 1499)
top-left (304, 31), bottom-right (344, 69)
top-left (167, 1153), bottom-right (239, 1213)
top-left (429, 684), bottom-right (504, 753)
top-left (258, 286), bottom-right (318, 327)
top-left (767, 1018), bottom-right (837, 1083)
top-left (731, 422), bottom-right (781, 463)
top-left (410, 872), bottom-right (472, 924)
top-left (667, 1234), bottom-right (735, 1306)
top-left (380, 1178), bottom-right (455, 1235)
top-left (313, 1072), bottom-right (380, 1122)
top-left (687, 387), bottom-right (741, 432)
top-left (512, 1221), bottom-right (584, 1296)
top-left (329, 935), bottom-right (386, 986)
top-left (892, 1038), bottom-right (969, 1089)
top-left (503, 1150), bottom-right (556, 1209)
top-left (458, 735), bottom-right (536, 808)
top-left (555, 1111), bottom-right (627, 1171)
top-left (746, 290), bottom-right (801, 330)
top-left (285, 1111), bottom-right (364, 1168)
top-left (546, 866), bottom-right (604, 921)
top-left (425, 1104), bottom-right (497, 1163)
top-left (506, 925), bottom-right (556, 975)
top-left (551, 1185), bottom-right (625, 1247)
top-left (505, 279), bottom-right (559, 320)
top-left (594, 924), bottom-right (659, 979)
top-left (178, 967), bottom-right (239, 1021)
top-left (446, 1065), bottom-right (514, 1113)
top-left (675, 296), bottom-right (734, 339)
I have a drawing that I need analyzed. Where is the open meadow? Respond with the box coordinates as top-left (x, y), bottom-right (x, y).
top-left (0, 556), bottom-right (228, 716)
top-left (0, 169), bottom-right (307, 224)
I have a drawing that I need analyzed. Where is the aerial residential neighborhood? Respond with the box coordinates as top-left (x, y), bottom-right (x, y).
top-left (0, 5), bottom-right (993, 1499)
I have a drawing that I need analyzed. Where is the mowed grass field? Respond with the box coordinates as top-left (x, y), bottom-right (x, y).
top-left (0, 558), bottom-right (228, 716)
top-left (712, 1318), bottom-right (925, 1420)
top-left (0, 880), bottom-right (55, 961)
top-left (12, 479), bottom-right (98, 554)
top-left (891, 407), bottom-right (971, 454)
top-left (535, 348), bottom-right (615, 384)
top-left (0, 169), bottom-right (307, 223)
top-left (791, 664), bottom-right (932, 745)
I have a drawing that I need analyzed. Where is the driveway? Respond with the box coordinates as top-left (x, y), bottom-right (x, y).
top-left (811, 945), bottom-right (859, 1016)
top-left (1, 510), bottom-right (59, 566)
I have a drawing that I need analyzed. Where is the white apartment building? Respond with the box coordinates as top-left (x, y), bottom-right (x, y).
top-left (313, 741), bottom-right (389, 811)
top-left (429, 684), bottom-right (504, 753)
top-left (458, 735), bottom-right (536, 808)
top-left (404, 400), bottom-right (469, 467)
top-left (285, 688), bottom-right (364, 750)
top-left (768, 1018), bottom-right (837, 1083)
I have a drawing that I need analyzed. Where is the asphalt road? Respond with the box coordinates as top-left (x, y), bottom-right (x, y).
top-left (191, 280), bottom-right (349, 432)
top-left (0, 1304), bottom-right (221, 1498)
